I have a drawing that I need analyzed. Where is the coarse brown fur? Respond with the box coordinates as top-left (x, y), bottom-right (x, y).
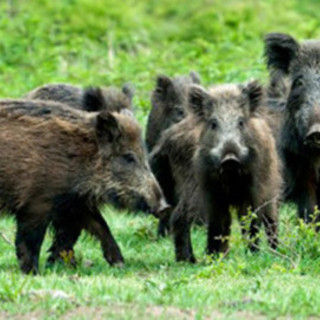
top-left (149, 115), bottom-right (205, 236)
top-left (0, 99), bottom-right (91, 122)
top-left (172, 82), bottom-right (282, 262)
top-left (0, 106), bottom-right (167, 274)
top-left (146, 71), bottom-right (201, 235)
top-left (24, 83), bottom-right (134, 112)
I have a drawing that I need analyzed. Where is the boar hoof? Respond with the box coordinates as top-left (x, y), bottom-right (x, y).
top-left (20, 264), bottom-right (39, 275)
top-left (110, 261), bottom-right (125, 268)
top-left (176, 254), bottom-right (196, 264)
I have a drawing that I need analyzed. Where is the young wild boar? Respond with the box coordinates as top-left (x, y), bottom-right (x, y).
top-left (149, 114), bottom-right (205, 237)
top-left (24, 83), bottom-right (134, 112)
top-left (0, 106), bottom-right (168, 274)
top-left (146, 71), bottom-right (201, 236)
top-left (146, 71), bottom-right (201, 152)
top-left (264, 33), bottom-right (320, 223)
top-left (172, 82), bottom-right (281, 262)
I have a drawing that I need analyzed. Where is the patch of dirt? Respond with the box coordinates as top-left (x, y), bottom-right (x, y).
top-left (0, 304), bottom-right (268, 320)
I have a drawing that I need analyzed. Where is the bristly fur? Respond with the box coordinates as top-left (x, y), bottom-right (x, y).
top-left (146, 71), bottom-right (201, 152)
top-left (170, 82), bottom-right (282, 262)
top-left (265, 33), bottom-right (320, 223)
top-left (24, 83), bottom-right (134, 112)
top-left (0, 102), bottom-right (165, 274)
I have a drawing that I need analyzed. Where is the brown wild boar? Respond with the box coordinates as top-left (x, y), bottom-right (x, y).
top-left (0, 106), bottom-right (168, 274)
top-left (172, 82), bottom-right (282, 262)
top-left (146, 71), bottom-right (201, 236)
top-left (149, 115), bottom-right (205, 237)
top-left (24, 83), bottom-right (134, 112)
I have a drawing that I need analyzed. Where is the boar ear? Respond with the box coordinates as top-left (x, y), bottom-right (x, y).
top-left (155, 75), bottom-right (173, 100)
top-left (189, 71), bottom-right (201, 84)
top-left (264, 33), bottom-right (299, 74)
top-left (188, 85), bottom-right (211, 118)
top-left (83, 87), bottom-right (107, 112)
top-left (122, 83), bottom-right (135, 102)
top-left (242, 80), bottom-right (264, 113)
top-left (96, 111), bottom-right (121, 144)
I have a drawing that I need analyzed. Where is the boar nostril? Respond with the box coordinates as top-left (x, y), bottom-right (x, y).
top-left (221, 153), bottom-right (240, 164)
top-left (220, 153), bottom-right (241, 171)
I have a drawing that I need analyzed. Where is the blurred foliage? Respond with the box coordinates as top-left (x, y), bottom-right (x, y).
top-left (1, 0), bottom-right (320, 117)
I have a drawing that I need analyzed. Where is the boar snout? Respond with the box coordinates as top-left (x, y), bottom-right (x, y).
top-left (155, 197), bottom-right (171, 218)
top-left (221, 152), bottom-right (241, 171)
top-left (305, 124), bottom-right (320, 149)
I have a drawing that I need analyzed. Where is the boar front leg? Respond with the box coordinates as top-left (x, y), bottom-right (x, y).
top-left (296, 179), bottom-right (317, 224)
top-left (171, 203), bottom-right (195, 263)
top-left (207, 200), bottom-right (231, 255)
top-left (238, 204), bottom-right (261, 252)
top-left (261, 201), bottom-right (278, 250)
top-left (86, 207), bottom-right (124, 266)
top-left (47, 194), bottom-right (85, 266)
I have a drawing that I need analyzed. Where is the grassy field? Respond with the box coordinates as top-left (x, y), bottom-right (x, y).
top-left (1, 0), bottom-right (320, 319)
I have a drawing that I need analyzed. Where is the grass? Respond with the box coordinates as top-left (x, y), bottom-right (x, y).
top-left (1, 0), bottom-right (320, 318)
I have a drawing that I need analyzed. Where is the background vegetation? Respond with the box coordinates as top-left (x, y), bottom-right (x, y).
top-left (1, 0), bottom-right (320, 318)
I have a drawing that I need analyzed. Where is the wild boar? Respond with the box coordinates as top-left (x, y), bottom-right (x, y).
top-left (0, 105), bottom-right (168, 273)
top-left (264, 32), bottom-right (320, 223)
top-left (172, 82), bottom-right (281, 261)
top-left (24, 83), bottom-right (134, 112)
top-left (146, 71), bottom-right (201, 152)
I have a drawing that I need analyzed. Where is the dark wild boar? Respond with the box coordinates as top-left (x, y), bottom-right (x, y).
top-left (0, 106), bottom-right (168, 274)
top-left (24, 83), bottom-right (134, 112)
top-left (146, 71), bottom-right (201, 236)
top-left (172, 82), bottom-right (281, 262)
top-left (264, 32), bottom-right (320, 223)
top-left (146, 71), bottom-right (201, 152)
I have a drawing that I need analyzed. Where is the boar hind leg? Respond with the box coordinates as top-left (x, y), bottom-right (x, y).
top-left (15, 215), bottom-right (48, 274)
top-left (207, 202), bottom-right (230, 255)
top-left (86, 207), bottom-right (124, 266)
top-left (171, 205), bottom-right (195, 263)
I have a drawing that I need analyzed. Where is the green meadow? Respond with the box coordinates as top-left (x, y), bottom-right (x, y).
top-left (1, 0), bottom-right (320, 318)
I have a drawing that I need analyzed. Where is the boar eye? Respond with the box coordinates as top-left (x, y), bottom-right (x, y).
top-left (210, 119), bottom-right (218, 130)
top-left (292, 76), bottom-right (304, 89)
top-left (175, 108), bottom-right (184, 118)
top-left (122, 153), bottom-right (137, 165)
top-left (238, 118), bottom-right (245, 128)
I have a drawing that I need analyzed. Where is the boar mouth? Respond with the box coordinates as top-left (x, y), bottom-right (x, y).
top-left (136, 197), bottom-right (171, 218)
top-left (104, 189), bottom-right (170, 218)
top-left (220, 153), bottom-right (242, 172)
top-left (305, 125), bottom-right (320, 149)
top-left (105, 188), bottom-right (154, 214)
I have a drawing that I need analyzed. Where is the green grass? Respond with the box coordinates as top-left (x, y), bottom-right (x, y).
top-left (1, 0), bottom-right (320, 318)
